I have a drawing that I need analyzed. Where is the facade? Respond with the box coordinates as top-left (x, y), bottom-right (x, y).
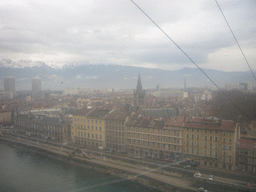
top-left (126, 115), bottom-right (183, 160)
top-left (236, 139), bottom-right (256, 175)
top-left (14, 110), bottom-right (71, 141)
top-left (0, 110), bottom-right (12, 125)
top-left (105, 110), bottom-right (130, 152)
top-left (182, 117), bottom-right (239, 171)
top-left (32, 77), bottom-right (41, 95)
top-left (71, 107), bottom-right (111, 148)
top-left (4, 76), bottom-right (15, 98)
top-left (134, 74), bottom-right (146, 110)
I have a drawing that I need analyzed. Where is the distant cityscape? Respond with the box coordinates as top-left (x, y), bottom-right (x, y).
top-left (0, 73), bottom-right (256, 178)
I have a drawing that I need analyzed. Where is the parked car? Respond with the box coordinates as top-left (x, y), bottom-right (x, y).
top-left (193, 172), bottom-right (202, 178)
top-left (165, 158), bottom-right (173, 162)
top-left (134, 155), bottom-right (141, 159)
top-left (199, 187), bottom-right (207, 192)
top-left (209, 175), bottom-right (214, 180)
top-left (183, 165), bottom-right (191, 169)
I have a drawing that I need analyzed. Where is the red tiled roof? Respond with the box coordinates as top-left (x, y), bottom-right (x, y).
top-left (165, 116), bottom-right (184, 127)
top-left (73, 108), bottom-right (94, 116)
top-left (183, 117), bottom-right (235, 131)
top-left (237, 139), bottom-right (256, 151)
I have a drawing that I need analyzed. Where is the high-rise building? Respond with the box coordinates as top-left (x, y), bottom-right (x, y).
top-left (4, 76), bottom-right (15, 99)
top-left (32, 77), bottom-right (41, 95)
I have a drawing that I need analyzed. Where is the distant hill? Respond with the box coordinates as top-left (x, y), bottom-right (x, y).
top-left (0, 60), bottom-right (254, 90)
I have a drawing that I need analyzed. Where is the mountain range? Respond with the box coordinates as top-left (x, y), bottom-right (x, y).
top-left (0, 60), bottom-right (254, 91)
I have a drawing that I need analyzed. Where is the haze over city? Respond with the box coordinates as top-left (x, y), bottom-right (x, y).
top-left (1, 1), bottom-right (256, 192)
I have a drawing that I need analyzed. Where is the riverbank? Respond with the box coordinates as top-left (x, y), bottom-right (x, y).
top-left (0, 137), bottom-right (197, 192)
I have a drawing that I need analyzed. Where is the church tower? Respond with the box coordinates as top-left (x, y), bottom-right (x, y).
top-left (134, 74), bottom-right (146, 110)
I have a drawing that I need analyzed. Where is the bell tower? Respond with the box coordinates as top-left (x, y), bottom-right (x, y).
top-left (134, 74), bottom-right (146, 110)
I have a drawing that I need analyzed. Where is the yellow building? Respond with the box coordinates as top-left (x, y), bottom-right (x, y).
top-left (182, 117), bottom-right (240, 171)
top-left (71, 108), bottom-right (111, 148)
top-left (126, 115), bottom-right (183, 160)
top-left (0, 110), bottom-right (12, 125)
top-left (105, 110), bottom-right (130, 152)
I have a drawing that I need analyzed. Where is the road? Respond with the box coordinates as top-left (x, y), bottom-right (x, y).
top-left (1, 128), bottom-right (256, 192)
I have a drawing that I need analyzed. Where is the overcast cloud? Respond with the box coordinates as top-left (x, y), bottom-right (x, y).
top-left (1, 0), bottom-right (255, 71)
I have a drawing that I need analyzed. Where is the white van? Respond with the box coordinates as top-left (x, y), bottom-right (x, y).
top-left (193, 172), bottom-right (202, 177)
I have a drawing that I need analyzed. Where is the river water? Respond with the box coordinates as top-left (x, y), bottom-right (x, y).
top-left (0, 143), bottom-right (163, 192)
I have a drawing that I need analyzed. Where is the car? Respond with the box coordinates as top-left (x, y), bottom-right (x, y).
top-left (134, 155), bottom-right (141, 159)
top-left (199, 187), bottom-right (204, 192)
top-left (209, 175), bottom-right (214, 180)
top-left (183, 165), bottom-right (191, 169)
top-left (193, 172), bottom-right (202, 178)
top-left (165, 158), bottom-right (173, 162)
top-left (62, 142), bottom-right (67, 145)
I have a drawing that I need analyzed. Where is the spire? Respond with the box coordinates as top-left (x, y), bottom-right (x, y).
top-left (136, 74), bottom-right (143, 92)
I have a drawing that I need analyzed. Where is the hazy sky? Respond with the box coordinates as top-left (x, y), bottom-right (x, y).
top-left (1, 0), bottom-right (255, 71)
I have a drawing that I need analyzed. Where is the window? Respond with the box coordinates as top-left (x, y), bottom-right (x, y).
top-left (204, 150), bottom-right (207, 156)
top-left (99, 126), bottom-right (102, 131)
top-left (210, 143), bottom-right (212, 149)
top-left (78, 131), bottom-right (80, 137)
top-left (196, 141), bottom-right (199, 147)
top-left (215, 151), bottom-right (218, 157)
top-left (210, 150), bottom-right (212, 156)
top-left (223, 145), bottom-right (226, 150)
top-left (197, 149), bottom-right (200, 155)
top-left (192, 141), bottom-right (194, 146)
top-left (248, 151), bottom-right (253, 156)
top-left (88, 133), bottom-right (90, 138)
top-left (215, 137), bottom-right (218, 142)
top-left (187, 134), bottom-right (189, 139)
top-left (229, 158), bottom-right (232, 163)
top-left (192, 134), bottom-right (194, 139)
top-left (205, 136), bottom-right (207, 141)
top-left (248, 158), bottom-right (253, 164)
top-left (92, 133), bottom-right (94, 139)
top-left (204, 142), bottom-right (207, 148)
top-left (95, 120), bottom-right (97, 123)
top-left (196, 135), bottom-right (199, 139)
top-left (84, 132), bottom-right (86, 137)
top-left (91, 120), bottom-right (93, 123)
top-left (210, 136), bottom-right (212, 141)
top-left (186, 141), bottom-right (189, 146)
top-left (223, 138), bottom-right (226, 143)
top-left (229, 145), bottom-right (232, 151)
top-left (88, 125), bottom-right (90, 129)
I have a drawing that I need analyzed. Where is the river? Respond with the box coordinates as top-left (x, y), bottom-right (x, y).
top-left (0, 143), bottom-right (162, 192)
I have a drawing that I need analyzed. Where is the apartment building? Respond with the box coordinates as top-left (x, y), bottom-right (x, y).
top-left (126, 115), bottom-right (183, 160)
top-left (0, 110), bottom-right (12, 125)
top-left (236, 139), bottom-right (256, 175)
top-left (14, 110), bottom-right (71, 141)
top-left (182, 117), bottom-right (239, 171)
top-left (71, 107), bottom-right (111, 148)
top-left (105, 110), bottom-right (130, 152)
